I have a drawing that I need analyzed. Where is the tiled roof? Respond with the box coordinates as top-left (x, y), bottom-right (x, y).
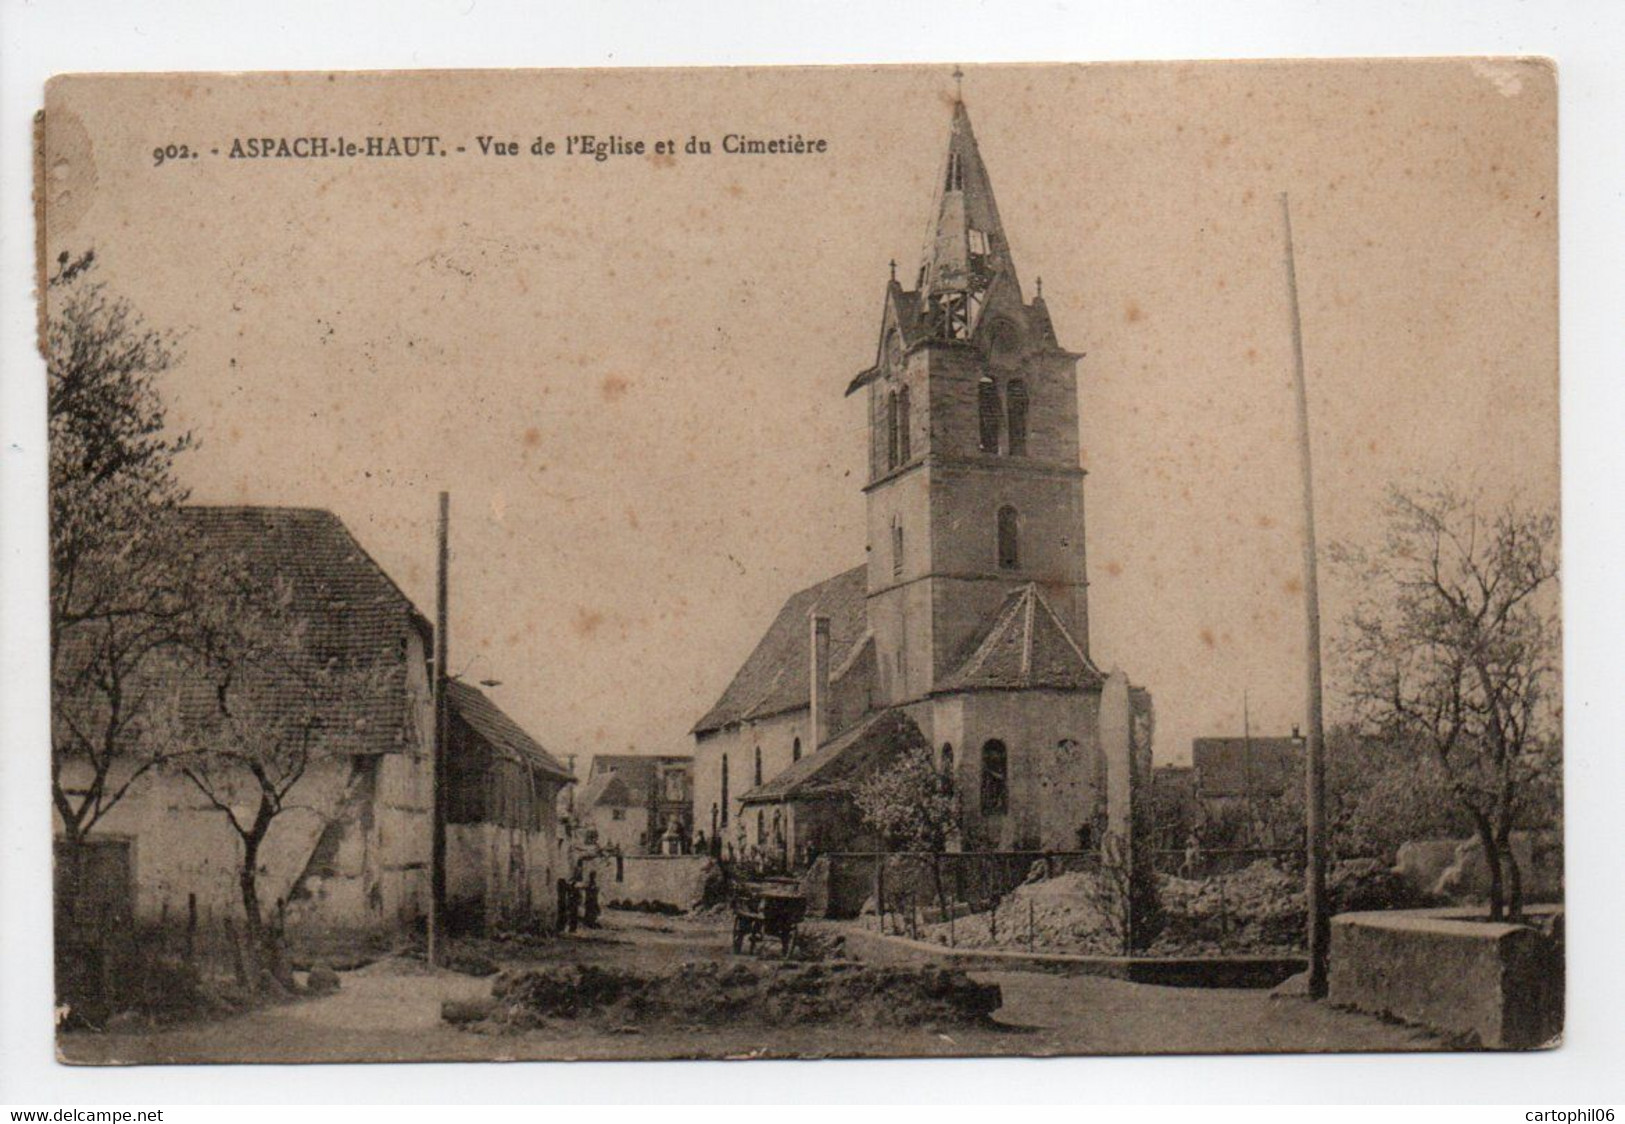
top-left (936, 583), bottom-right (1103, 694)
top-left (447, 678), bottom-right (573, 782)
top-left (1192, 737), bottom-right (1303, 799)
top-left (579, 770), bottom-right (635, 809)
top-left (172, 506), bottom-right (428, 756)
top-left (587, 754), bottom-right (690, 805)
top-left (692, 565), bottom-right (869, 735)
top-left (739, 707), bottom-right (927, 804)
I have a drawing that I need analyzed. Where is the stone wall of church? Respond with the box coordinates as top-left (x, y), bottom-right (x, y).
top-left (692, 708), bottom-right (806, 853)
top-left (929, 689), bottom-right (1106, 852)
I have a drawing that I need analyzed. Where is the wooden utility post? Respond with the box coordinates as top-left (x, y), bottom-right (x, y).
top-left (1281, 193), bottom-right (1330, 998)
top-left (429, 491), bottom-right (450, 967)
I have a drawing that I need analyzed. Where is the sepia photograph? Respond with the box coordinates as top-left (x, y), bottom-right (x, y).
top-left (35, 58), bottom-right (1562, 1067)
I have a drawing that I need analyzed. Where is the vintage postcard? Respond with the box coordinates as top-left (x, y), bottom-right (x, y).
top-left (40, 60), bottom-right (1560, 1063)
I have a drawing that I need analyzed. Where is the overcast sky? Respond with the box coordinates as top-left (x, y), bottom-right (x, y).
top-left (47, 59), bottom-right (1557, 767)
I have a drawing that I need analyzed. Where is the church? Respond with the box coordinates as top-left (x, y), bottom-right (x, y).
top-left (691, 93), bottom-right (1150, 861)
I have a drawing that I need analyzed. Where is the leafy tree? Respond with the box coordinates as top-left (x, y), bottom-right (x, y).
top-left (47, 250), bottom-right (195, 858)
top-left (1334, 486), bottom-right (1560, 919)
top-left (854, 741), bottom-right (958, 852)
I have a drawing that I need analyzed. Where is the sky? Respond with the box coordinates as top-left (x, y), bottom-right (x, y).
top-left (44, 60), bottom-right (1558, 767)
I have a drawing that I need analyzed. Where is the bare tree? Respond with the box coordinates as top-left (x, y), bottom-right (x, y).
top-left (166, 577), bottom-right (392, 985)
top-left (47, 250), bottom-right (195, 860)
top-left (1335, 486), bottom-right (1560, 919)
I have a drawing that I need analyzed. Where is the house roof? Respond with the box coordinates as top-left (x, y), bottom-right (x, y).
top-left (164, 506), bottom-right (428, 756)
top-left (586, 754), bottom-right (689, 805)
top-left (691, 565), bottom-right (869, 735)
top-left (740, 708), bottom-right (927, 804)
top-left (1191, 737), bottom-right (1303, 799)
top-left (446, 678), bottom-right (573, 783)
top-left (579, 770), bottom-right (636, 810)
top-left (936, 583), bottom-right (1103, 694)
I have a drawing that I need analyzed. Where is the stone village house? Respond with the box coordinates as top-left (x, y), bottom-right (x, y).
top-left (691, 97), bottom-right (1152, 863)
top-left (53, 506), bottom-right (574, 949)
top-left (575, 754), bottom-right (694, 855)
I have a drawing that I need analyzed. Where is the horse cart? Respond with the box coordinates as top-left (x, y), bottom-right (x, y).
top-left (729, 878), bottom-right (807, 957)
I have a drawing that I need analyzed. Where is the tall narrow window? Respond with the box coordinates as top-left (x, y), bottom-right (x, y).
top-left (896, 385), bottom-right (912, 463)
top-left (980, 740), bottom-right (1009, 815)
top-left (885, 390), bottom-right (899, 470)
top-left (892, 517), bottom-right (904, 579)
top-left (997, 505), bottom-right (1020, 570)
top-left (978, 378), bottom-right (1001, 453)
top-left (754, 745), bottom-right (763, 786)
top-left (945, 152), bottom-right (963, 192)
top-left (1006, 379), bottom-right (1028, 456)
top-left (792, 736), bottom-right (802, 763)
top-left (721, 755), bottom-right (729, 825)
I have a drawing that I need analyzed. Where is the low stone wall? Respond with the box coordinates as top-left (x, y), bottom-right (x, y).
top-left (1328, 906), bottom-right (1563, 1048)
top-left (587, 854), bottom-right (721, 913)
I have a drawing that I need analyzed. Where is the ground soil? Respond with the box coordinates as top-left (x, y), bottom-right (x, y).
top-left (59, 908), bottom-right (1443, 1063)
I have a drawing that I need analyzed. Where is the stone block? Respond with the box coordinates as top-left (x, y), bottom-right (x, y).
top-left (1329, 907), bottom-right (1563, 1048)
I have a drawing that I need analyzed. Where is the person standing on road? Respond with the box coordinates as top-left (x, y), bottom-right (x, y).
top-left (582, 870), bottom-right (601, 929)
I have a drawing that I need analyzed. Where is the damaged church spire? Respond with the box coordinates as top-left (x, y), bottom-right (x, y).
top-left (916, 92), bottom-right (1022, 340)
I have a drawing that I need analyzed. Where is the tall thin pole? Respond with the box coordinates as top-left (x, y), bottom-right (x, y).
top-left (1281, 193), bottom-right (1329, 998)
top-left (429, 491), bottom-right (450, 967)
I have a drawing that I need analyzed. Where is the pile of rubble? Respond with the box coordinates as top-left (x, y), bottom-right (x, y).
top-left (915, 871), bottom-right (1123, 954)
top-left (1150, 862), bottom-right (1304, 955)
top-left (911, 861), bottom-right (1318, 956)
top-left (450, 961), bottom-right (1002, 1032)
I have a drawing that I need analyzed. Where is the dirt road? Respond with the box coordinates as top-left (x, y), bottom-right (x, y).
top-left (60, 909), bottom-right (1441, 1064)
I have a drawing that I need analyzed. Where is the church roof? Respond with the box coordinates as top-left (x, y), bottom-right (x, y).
top-left (739, 707), bottom-right (928, 804)
top-left (691, 565), bottom-right (869, 736)
top-left (937, 583), bottom-right (1104, 694)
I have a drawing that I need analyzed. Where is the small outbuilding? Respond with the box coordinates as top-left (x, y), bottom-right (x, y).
top-left (444, 680), bottom-right (575, 933)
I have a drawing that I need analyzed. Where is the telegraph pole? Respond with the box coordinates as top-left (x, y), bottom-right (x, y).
top-left (1281, 193), bottom-right (1330, 998)
top-left (429, 491), bottom-right (450, 967)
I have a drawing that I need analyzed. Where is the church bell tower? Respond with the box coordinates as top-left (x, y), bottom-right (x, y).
top-left (846, 91), bottom-right (1091, 706)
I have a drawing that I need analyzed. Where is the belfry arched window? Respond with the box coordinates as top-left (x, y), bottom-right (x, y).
top-left (978, 378), bottom-right (1001, 453)
top-left (1006, 379), bottom-right (1028, 456)
top-left (897, 385), bottom-right (912, 463)
top-left (980, 740), bottom-right (1009, 815)
top-left (997, 505), bottom-right (1020, 570)
top-left (886, 390), bottom-right (899, 470)
top-left (754, 745), bottom-right (763, 786)
top-left (792, 736), bottom-right (802, 763)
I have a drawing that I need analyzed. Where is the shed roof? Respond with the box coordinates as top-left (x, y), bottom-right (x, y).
top-left (739, 708), bottom-right (927, 804)
top-left (446, 678), bottom-right (573, 782)
top-left (1192, 737), bottom-right (1303, 798)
